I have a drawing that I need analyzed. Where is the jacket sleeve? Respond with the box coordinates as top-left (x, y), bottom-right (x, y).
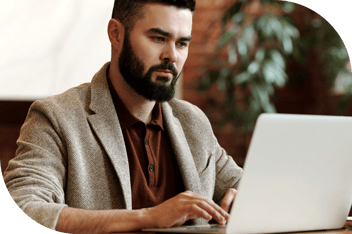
top-left (212, 136), bottom-right (243, 204)
top-left (3, 100), bottom-right (68, 230)
top-left (187, 102), bottom-right (243, 203)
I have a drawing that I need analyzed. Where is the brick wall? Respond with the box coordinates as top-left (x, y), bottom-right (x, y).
top-left (183, 0), bottom-right (249, 166)
top-left (183, 0), bottom-right (235, 108)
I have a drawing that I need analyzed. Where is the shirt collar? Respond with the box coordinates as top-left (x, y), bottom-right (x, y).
top-left (149, 102), bottom-right (164, 130)
top-left (107, 72), bottom-right (164, 131)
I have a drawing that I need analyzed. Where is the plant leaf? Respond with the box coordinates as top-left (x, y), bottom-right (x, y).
top-left (228, 43), bottom-right (238, 65)
top-left (222, 2), bottom-right (243, 24)
top-left (248, 61), bottom-right (260, 74)
top-left (262, 60), bottom-right (287, 87)
top-left (337, 85), bottom-right (352, 114)
top-left (283, 35), bottom-right (293, 54)
top-left (216, 68), bottom-right (230, 90)
top-left (262, 61), bottom-right (276, 83)
top-left (237, 37), bottom-right (248, 58)
top-left (251, 83), bottom-right (276, 113)
top-left (217, 27), bottom-right (237, 49)
top-left (199, 70), bottom-right (220, 90)
top-left (231, 12), bottom-right (246, 24)
top-left (270, 49), bottom-right (285, 69)
top-left (244, 24), bottom-right (256, 49)
top-left (255, 48), bottom-right (266, 62)
top-left (234, 71), bottom-right (251, 85)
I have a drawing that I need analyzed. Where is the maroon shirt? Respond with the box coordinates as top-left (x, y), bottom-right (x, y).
top-left (107, 77), bottom-right (185, 209)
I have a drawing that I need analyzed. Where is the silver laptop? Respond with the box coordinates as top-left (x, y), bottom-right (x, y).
top-left (143, 113), bottom-right (352, 233)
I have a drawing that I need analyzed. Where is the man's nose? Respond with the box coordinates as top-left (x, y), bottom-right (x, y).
top-left (160, 43), bottom-right (177, 63)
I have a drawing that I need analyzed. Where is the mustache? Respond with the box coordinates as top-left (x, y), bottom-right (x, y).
top-left (149, 62), bottom-right (179, 76)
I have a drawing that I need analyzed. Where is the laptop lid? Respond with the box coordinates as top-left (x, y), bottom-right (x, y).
top-left (143, 113), bottom-right (352, 233)
top-left (227, 113), bottom-right (352, 233)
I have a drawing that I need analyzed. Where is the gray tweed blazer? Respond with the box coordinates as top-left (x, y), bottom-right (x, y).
top-left (4, 62), bottom-right (243, 230)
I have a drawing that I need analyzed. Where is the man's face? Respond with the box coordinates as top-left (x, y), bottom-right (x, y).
top-left (118, 3), bottom-right (193, 102)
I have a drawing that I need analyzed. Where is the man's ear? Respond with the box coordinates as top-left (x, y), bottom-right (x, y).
top-left (108, 19), bottom-right (125, 51)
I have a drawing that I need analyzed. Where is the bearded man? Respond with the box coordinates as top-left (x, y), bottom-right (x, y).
top-left (4, 1), bottom-right (243, 233)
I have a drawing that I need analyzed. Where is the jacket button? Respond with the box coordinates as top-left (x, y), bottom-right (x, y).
top-left (149, 165), bottom-right (154, 172)
top-left (144, 139), bottom-right (149, 145)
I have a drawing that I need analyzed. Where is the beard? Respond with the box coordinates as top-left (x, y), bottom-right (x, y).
top-left (118, 34), bottom-right (180, 102)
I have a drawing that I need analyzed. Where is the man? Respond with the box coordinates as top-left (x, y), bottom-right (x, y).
top-left (4, 0), bottom-right (243, 233)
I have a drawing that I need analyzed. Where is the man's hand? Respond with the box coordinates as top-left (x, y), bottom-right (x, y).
top-left (143, 190), bottom-right (229, 228)
top-left (220, 188), bottom-right (237, 213)
top-left (56, 190), bottom-right (238, 233)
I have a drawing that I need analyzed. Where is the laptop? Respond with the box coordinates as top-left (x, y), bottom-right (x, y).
top-left (143, 113), bottom-right (352, 233)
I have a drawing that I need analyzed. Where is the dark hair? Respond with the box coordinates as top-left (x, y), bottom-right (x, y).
top-left (111, 0), bottom-right (196, 33)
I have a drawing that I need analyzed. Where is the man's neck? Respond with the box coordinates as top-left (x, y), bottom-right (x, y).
top-left (108, 64), bottom-right (156, 124)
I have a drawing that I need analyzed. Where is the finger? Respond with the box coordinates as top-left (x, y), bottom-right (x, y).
top-left (193, 200), bottom-right (227, 225)
top-left (184, 191), bottom-right (229, 218)
top-left (201, 197), bottom-right (230, 220)
top-left (221, 189), bottom-right (237, 213)
top-left (186, 204), bottom-right (213, 221)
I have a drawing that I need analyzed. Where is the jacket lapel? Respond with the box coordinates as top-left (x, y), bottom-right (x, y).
top-left (161, 102), bottom-right (203, 196)
top-left (87, 63), bottom-right (132, 210)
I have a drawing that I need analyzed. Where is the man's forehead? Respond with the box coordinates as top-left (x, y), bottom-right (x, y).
top-left (137, 3), bottom-right (193, 36)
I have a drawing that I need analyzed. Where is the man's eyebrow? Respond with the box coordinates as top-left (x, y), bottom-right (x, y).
top-left (147, 27), bottom-right (192, 42)
top-left (180, 35), bottom-right (193, 42)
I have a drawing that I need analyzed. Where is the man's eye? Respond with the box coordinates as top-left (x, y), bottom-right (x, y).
top-left (154, 37), bottom-right (164, 42)
top-left (177, 42), bottom-right (188, 48)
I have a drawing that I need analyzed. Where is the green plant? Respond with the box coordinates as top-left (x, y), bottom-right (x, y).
top-left (199, 0), bottom-right (350, 129)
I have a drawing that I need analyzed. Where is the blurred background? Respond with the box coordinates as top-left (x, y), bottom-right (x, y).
top-left (183, 0), bottom-right (352, 167)
top-left (1, 0), bottom-right (351, 175)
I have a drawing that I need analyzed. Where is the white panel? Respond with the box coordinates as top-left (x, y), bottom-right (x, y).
top-left (0, 0), bottom-right (114, 100)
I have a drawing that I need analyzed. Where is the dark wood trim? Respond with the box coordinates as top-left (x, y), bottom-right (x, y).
top-left (0, 101), bottom-right (33, 125)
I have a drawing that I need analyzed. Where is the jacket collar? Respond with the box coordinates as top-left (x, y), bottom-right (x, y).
top-left (87, 62), bottom-right (132, 209)
top-left (161, 102), bottom-right (203, 195)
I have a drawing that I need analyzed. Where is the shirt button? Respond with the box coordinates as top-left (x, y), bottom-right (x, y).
top-left (144, 139), bottom-right (149, 145)
top-left (149, 165), bottom-right (154, 172)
